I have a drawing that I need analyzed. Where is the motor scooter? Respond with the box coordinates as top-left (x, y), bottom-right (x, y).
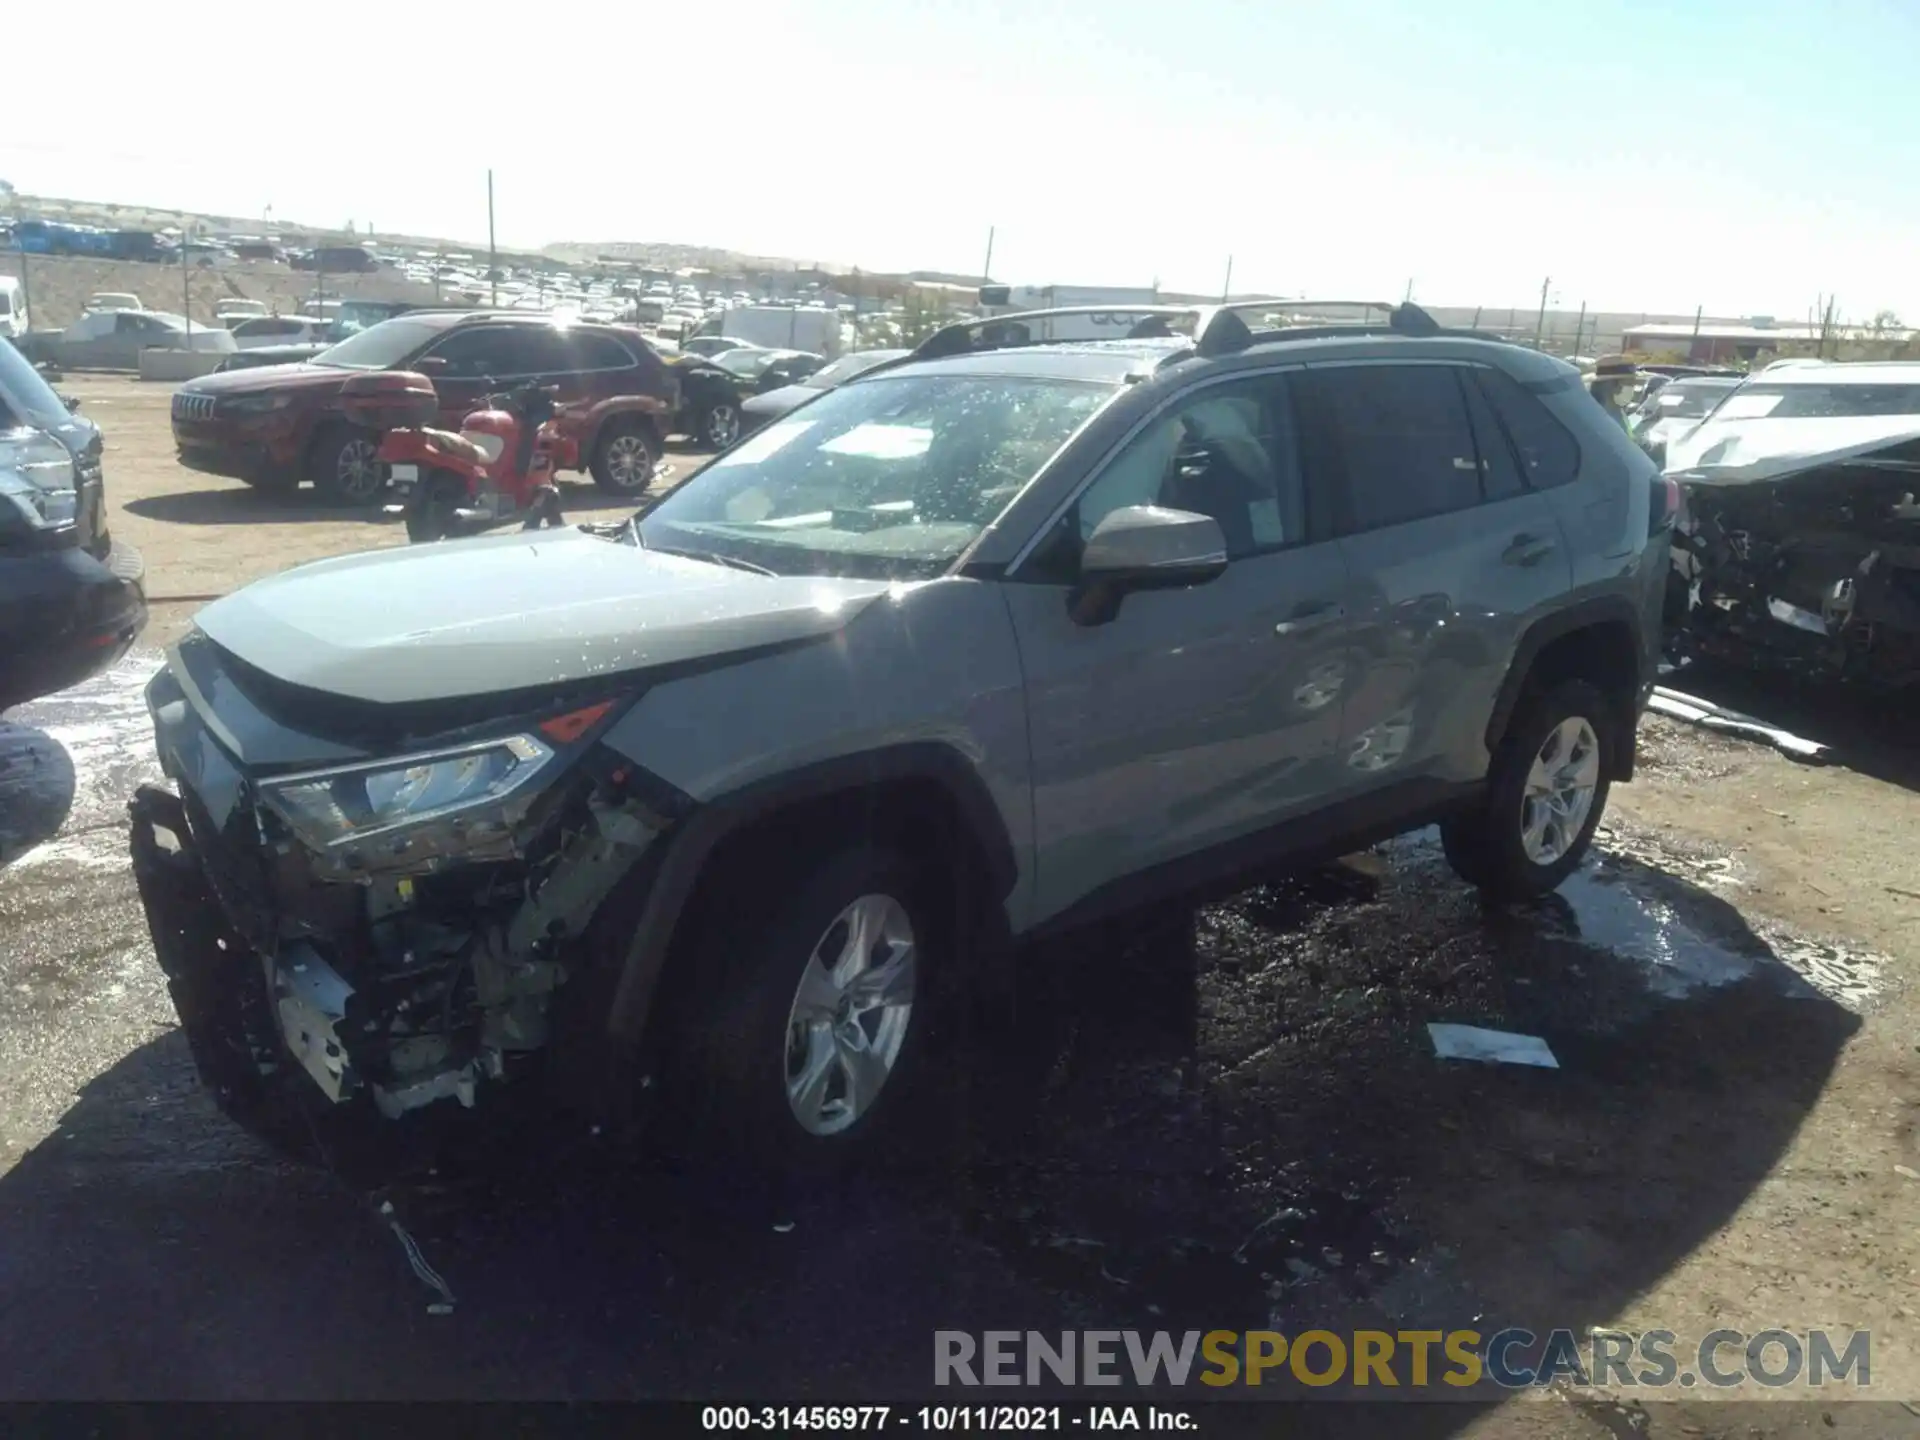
top-left (342, 373), bottom-right (575, 543)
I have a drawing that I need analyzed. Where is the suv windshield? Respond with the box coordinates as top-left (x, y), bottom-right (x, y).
top-left (310, 317), bottom-right (444, 369)
top-left (716, 350), bottom-right (781, 378)
top-left (637, 373), bottom-right (1114, 580)
top-left (1706, 381), bottom-right (1920, 421)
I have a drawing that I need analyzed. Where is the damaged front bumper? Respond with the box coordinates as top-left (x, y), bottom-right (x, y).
top-left (130, 656), bottom-right (684, 1143)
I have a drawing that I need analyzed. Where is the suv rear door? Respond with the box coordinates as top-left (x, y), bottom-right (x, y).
top-left (416, 324), bottom-right (567, 422)
top-left (1297, 361), bottom-right (1573, 793)
top-left (556, 328), bottom-right (643, 407)
top-left (1004, 371), bottom-right (1353, 925)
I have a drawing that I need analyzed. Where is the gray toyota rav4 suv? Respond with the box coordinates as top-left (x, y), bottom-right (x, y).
top-left (130, 302), bottom-right (1673, 1177)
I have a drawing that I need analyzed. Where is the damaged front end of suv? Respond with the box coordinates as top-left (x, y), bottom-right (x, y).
top-left (129, 632), bottom-right (688, 1159)
top-left (1668, 427), bottom-right (1920, 691)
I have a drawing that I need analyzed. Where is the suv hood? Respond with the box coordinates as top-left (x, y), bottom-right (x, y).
top-left (182, 362), bottom-right (348, 396)
top-left (192, 527), bottom-right (892, 704)
top-left (1666, 415), bottom-right (1920, 485)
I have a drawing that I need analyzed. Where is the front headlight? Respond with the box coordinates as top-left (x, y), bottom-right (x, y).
top-left (221, 392), bottom-right (294, 416)
top-left (0, 429), bottom-right (79, 530)
top-left (258, 734), bottom-right (556, 861)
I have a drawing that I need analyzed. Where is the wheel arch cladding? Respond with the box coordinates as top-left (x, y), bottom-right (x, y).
top-left (589, 407), bottom-right (662, 459)
top-left (603, 742), bottom-right (1019, 1044)
top-left (1486, 596), bottom-right (1645, 781)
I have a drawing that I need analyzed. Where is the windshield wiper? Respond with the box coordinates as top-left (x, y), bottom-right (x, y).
top-left (645, 543), bottom-right (777, 577)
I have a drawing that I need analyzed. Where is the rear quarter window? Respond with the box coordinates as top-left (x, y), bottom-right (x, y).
top-left (1472, 367), bottom-right (1580, 489)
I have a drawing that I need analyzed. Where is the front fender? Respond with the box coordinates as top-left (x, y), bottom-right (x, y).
top-left (602, 743), bottom-right (1018, 1044)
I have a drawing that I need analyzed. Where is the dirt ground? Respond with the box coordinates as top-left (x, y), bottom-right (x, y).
top-left (3, 375), bottom-right (1917, 1431)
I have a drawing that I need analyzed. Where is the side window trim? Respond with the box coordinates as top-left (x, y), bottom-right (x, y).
top-left (1005, 363), bottom-right (1316, 580)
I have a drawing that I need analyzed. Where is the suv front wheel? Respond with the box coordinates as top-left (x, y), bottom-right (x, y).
top-left (667, 845), bottom-right (934, 1180)
top-left (1442, 679), bottom-right (1615, 902)
top-left (309, 423), bottom-right (385, 506)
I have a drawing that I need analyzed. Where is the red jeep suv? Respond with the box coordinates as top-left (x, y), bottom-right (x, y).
top-left (170, 311), bottom-right (676, 504)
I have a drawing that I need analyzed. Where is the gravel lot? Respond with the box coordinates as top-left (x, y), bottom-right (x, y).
top-left (2, 375), bottom-right (1918, 1435)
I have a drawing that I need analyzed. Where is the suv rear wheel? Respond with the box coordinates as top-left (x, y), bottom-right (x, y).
top-left (308, 423), bottom-right (385, 505)
top-left (664, 845), bottom-right (935, 1180)
top-left (1442, 679), bottom-right (1614, 902)
top-left (590, 418), bottom-right (659, 494)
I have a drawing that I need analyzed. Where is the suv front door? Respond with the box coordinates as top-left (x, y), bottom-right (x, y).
top-left (1004, 371), bottom-right (1353, 926)
top-left (1296, 361), bottom-right (1573, 794)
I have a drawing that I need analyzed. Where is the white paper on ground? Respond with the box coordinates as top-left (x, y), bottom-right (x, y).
top-left (1427, 1023), bottom-right (1560, 1069)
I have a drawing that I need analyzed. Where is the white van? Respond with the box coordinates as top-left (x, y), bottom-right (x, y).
top-left (0, 277), bottom-right (26, 339)
top-left (709, 304), bottom-right (842, 357)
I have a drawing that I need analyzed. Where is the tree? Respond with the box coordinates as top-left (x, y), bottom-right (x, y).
top-left (1869, 308), bottom-right (1904, 334)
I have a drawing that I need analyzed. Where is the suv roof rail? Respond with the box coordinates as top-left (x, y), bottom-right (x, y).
top-left (910, 298), bottom-right (1505, 365)
top-left (912, 305), bottom-right (1201, 360)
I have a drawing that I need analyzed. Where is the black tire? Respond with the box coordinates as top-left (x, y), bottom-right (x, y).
top-left (660, 845), bottom-right (942, 1184)
top-left (696, 399), bottom-right (741, 451)
top-left (1441, 679), bottom-right (1615, 904)
top-left (308, 422), bottom-right (385, 506)
top-left (590, 418), bottom-right (659, 493)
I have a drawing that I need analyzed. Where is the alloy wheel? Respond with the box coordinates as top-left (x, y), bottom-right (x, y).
top-left (782, 893), bottom-right (918, 1137)
top-left (334, 437), bottom-right (383, 502)
top-left (705, 404), bottom-right (740, 449)
top-left (604, 432), bottom-right (655, 491)
top-left (1520, 716), bottom-right (1600, 865)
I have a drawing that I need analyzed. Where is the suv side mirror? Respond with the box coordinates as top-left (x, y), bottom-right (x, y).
top-left (1070, 505), bottom-right (1229, 626)
top-left (62, 394), bottom-right (81, 413)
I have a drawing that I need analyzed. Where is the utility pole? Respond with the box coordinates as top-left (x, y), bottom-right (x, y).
top-left (1470, 306), bottom-right (1483, 330)
top-left (1572, 301), bottom-right (1586, 357)
top-left (1221, 255), bottom-right (1234, 302)
top-left (1689, 303), bottom-right (1704, 361)
top-left (182, 223), bottom-right (192, 340)
top-left (981, 225), bottom-right (995, 284)
top-left (1532, 277), bottom-right (1551, 349)
top-left (1404, 277), bottom-right (1414, 303)
top-left (487, 169), bottom-right (499, 308)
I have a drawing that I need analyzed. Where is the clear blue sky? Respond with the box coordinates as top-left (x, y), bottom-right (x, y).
top-left (5, 0), bottom-right (1915, 319)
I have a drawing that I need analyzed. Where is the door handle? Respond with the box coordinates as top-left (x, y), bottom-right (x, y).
top-left (1503, 533), bottom-right (1556, 567)
top-left (1274, 602), bottom-right (1346, 637)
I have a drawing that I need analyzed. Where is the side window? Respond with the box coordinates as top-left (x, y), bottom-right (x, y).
top-left (490, 327), bottom-right (570, 375)
top-left (421, 327), bottom-right (518, 377)
top-left (561, 331), bottom-right (636, 371)
top-left (1457, 368), bottom-right (1527, 502)
top-left (1037, 375), bottom-right (1307, 576)
top-left (114, 313), bottom-right (148, 334)
top-left (1300, 365), bottom-right (1481, 534)
top-left (1472, 367), bottom-right (1580, 489)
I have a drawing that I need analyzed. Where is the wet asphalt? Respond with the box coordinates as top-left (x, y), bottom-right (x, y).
top-left (0, 654), bottom-right (1890, 1422)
